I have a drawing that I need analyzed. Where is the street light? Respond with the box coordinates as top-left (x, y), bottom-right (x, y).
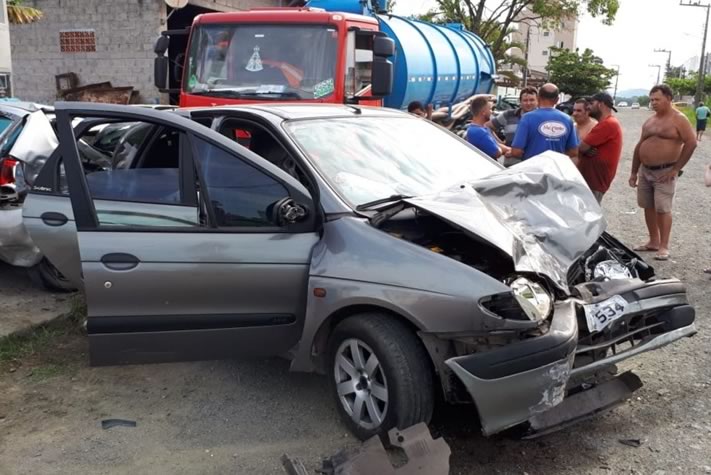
top-left (649, 64), bottom-right (662, 85)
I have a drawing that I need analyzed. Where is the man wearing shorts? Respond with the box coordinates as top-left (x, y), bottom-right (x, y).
top-left (629, 85), bottom-right (697, 260)
top-left (695, 101), bottom-right (710, 141)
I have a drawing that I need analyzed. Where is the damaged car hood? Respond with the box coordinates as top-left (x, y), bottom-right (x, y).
top-left (405, 152), bottom-right (607, 290)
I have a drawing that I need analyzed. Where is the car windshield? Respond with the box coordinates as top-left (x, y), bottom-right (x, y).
top-left (285, 116), bottom-right (501, 208)
top-left (184, 24), bottom-right (338, 100)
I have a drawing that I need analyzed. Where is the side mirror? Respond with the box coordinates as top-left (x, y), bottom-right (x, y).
top-left (371, 58), bottom-right (393, 97)
top-left (373, 35), bottom-right (395, 58)
top-left (270, 198), bottom-right (309, 226)
top-left (154, 35), bottom-right (170, 55)
top-left (154, 56), bottom-right (169, 90)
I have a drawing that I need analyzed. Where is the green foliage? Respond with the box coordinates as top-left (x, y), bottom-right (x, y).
top-left (6, 0), bottom-right (43, 24)
top-left (545, 47), bottom-right (616, 97)
top-left (637, 96), bottom-right (650, 107)
top-left (416, 0), bottom-right (620, 69)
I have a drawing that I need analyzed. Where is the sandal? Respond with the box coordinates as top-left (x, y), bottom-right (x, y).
top-left (704, 268), bottom-right (711, 274)
top-left (654, 252), bottom-right (670, 261)
top-left (634, 244), bottom-right (659, 252)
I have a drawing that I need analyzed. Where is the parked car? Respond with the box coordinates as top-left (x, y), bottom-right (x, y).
top-left (617, 101), bottom-right (629, 108)
top-left (631, 102), bottom-right (640, 109)
top-left (24, 103), bottom-right (697, 440)
top-left (555, 99), bottom-right (575, 115)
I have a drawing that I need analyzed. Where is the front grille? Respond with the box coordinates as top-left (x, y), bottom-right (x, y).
top-left (573, 309), bottom-right (666, 369)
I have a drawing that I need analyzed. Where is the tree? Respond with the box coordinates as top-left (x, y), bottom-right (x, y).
top-left (545, 47), bottom-right (616, 97)
top-left (6, 0), bottom-right (42, 24)
top-left (636, 96), bottom-right (650, 107)
top-left (416, 0), bottom-right (620, 67)
top-left (666, 65), bottom-right (686, 80)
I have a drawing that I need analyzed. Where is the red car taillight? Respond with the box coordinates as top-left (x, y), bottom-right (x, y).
top-left (0, 158), bottom-right (18, 186)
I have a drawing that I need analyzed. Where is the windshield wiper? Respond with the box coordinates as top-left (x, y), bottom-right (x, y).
top-left (356, 194), bottom-right (413, 211)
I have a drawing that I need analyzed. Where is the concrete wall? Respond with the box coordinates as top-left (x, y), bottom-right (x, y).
top-left (9, 0), bottom-right (280, 104)
top-left (0, 0), bottom-right (12, 94)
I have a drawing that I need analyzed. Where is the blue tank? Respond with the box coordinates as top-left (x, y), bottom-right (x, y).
top-left (306, 0), bottom-right (496, 110)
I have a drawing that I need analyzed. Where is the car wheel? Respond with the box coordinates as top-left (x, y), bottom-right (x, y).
top-left (328, 314), bottom-right (434, 440)
top-left (28, 258), bottom-right (75, 292)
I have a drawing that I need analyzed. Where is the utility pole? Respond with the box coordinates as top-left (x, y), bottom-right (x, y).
top-left (523, 24), bottom-right (532, 87)
top-left (649, 64), bottom-right (662, 85)
top-left (680, 1), bottom-right (710, 106)
top-left (654, 48), bottom-right (672, 80)
top-left (612, 65), bottom-right (620, 101)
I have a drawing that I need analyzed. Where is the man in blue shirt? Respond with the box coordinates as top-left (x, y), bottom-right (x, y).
top-left (510, 83), bottom-right (579, 161)
top-left (466, 96), bottom-right (510, 160)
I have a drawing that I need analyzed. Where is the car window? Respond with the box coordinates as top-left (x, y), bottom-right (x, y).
top-left (193, 137), bottom-right (289, 228)
top-left (112, 123), bottom-right (153, 169)
top-left (0, 116), bottom-right (13, 135)
top-left (60, 118), bottom-right (200, 229)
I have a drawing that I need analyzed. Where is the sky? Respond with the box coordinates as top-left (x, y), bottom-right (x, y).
top-left (391, 0), bottom-right (707, 93)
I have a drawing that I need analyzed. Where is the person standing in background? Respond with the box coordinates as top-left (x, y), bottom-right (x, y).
top-left (573, 98), bottom-right (597, 142)
top-left (695, 101), bottom-right (710, 141)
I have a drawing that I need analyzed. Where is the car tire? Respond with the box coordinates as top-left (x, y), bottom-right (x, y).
top-left (28, 258), bottom-right (75, 292)
top-left (327, 313), bottom-right (434, 441)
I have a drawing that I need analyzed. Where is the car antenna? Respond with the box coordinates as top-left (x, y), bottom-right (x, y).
top-left (346, 104), bottom-right (362, 115)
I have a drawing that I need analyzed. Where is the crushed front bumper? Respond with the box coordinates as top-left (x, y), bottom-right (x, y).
top-left (0, 205), bottom-right (42, 267)
top-left (445, 278), bottom-right (696, 437)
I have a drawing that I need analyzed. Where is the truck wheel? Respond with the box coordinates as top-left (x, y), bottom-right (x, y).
top-left (28, 258), bottom-right (75, 292)
top-left (328, 313), bottom-right (434, 441)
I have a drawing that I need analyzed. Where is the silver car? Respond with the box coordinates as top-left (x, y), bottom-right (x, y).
top-left (23, 102), bottom-right (696, 440)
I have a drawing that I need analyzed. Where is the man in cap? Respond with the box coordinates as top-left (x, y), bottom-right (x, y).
top-left (577, 92), bottom-right (623, 203)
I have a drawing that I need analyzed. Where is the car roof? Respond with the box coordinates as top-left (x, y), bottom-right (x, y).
top-left (177, 103), bottom-right (410, 121)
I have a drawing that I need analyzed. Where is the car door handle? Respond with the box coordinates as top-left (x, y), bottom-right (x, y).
top-left (101, 253), bottom-right (140, 271)
top-left (40, 212), bottom-right (68, 227)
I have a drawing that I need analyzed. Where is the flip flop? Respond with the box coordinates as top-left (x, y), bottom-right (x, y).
top-left (704, 268), bottom-right (711, 274)
top-left (654, 252), bottom-right (670, 261)
top-left (633, 244), bottom-right (659, 252)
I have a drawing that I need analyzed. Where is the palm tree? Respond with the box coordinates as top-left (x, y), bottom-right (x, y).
top-left (6, 0), bottom-right (43, 24)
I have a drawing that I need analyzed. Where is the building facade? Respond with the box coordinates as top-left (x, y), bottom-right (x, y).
top-left (9, 0), bottom-right (281, 104)
top-left (501, 14), bottom-right (578, 88)
top-left (0, 0), bottom-right (12, 96)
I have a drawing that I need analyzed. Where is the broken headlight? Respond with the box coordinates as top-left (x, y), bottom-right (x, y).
top-left (593, 260), bottom-right (633, 280)
top-left (510, 277), bottom-right (552, 321)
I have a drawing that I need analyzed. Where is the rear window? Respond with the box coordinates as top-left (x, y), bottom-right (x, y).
top-left (0, 117), bottom-right (13, 135)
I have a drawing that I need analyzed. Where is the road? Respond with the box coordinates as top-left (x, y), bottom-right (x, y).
top-left (1, 109), bottom-right (710, 474)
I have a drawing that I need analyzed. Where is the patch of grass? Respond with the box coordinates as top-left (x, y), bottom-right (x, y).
top-left (679, 106), bottom-right (696, 124)
top-left (27, 364), bottom-right (67, 381)
top-left (0, 295), bottom-right (86, 364)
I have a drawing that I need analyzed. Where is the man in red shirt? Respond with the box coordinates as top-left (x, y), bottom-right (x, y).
top-left (578, 92), bottom-right (623, 203)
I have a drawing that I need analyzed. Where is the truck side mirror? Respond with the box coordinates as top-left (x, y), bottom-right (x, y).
top-left (154, 35), bottom-right (170, 55)
top-left (155, 56), bottom-right (169, 90)
top-left (371, 35), bottom-right (394, 97)
top-left (371, 57), bottom-right (393, 97)
top-left (373, 35), bottom-right (395, 58)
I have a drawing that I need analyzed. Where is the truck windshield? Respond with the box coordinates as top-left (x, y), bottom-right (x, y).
top-left (285, 116), bottom-right (501, 208)
top-left (184, 24), bottom-right (339, 100)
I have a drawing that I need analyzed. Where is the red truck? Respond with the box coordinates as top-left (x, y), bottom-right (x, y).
top-left (154, 7), bottom-right (395, 108)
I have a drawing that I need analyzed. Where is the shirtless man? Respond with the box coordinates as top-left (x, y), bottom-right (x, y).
top-left (572, 98), bottom-right (597, 142)
top-left (629, 84), bottom-right (697, 260)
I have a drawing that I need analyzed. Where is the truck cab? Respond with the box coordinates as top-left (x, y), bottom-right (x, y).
top-left (155, 8), bottom-right (395, 108)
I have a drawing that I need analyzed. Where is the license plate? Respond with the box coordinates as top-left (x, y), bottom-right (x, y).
top-left (583, 295), bottom-right (628, 333)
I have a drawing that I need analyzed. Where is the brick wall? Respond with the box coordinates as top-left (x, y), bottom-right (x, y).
top-left (9, 0), bottom-right (281, 104)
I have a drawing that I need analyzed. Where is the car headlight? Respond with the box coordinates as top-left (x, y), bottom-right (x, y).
top-left (510, 277), bottom-right (552, 321)
top-left (593, 260), bottom-right (633, 281)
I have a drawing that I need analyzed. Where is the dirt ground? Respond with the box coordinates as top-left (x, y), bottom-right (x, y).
top-left (1, 109), bottom-right (710, 475)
